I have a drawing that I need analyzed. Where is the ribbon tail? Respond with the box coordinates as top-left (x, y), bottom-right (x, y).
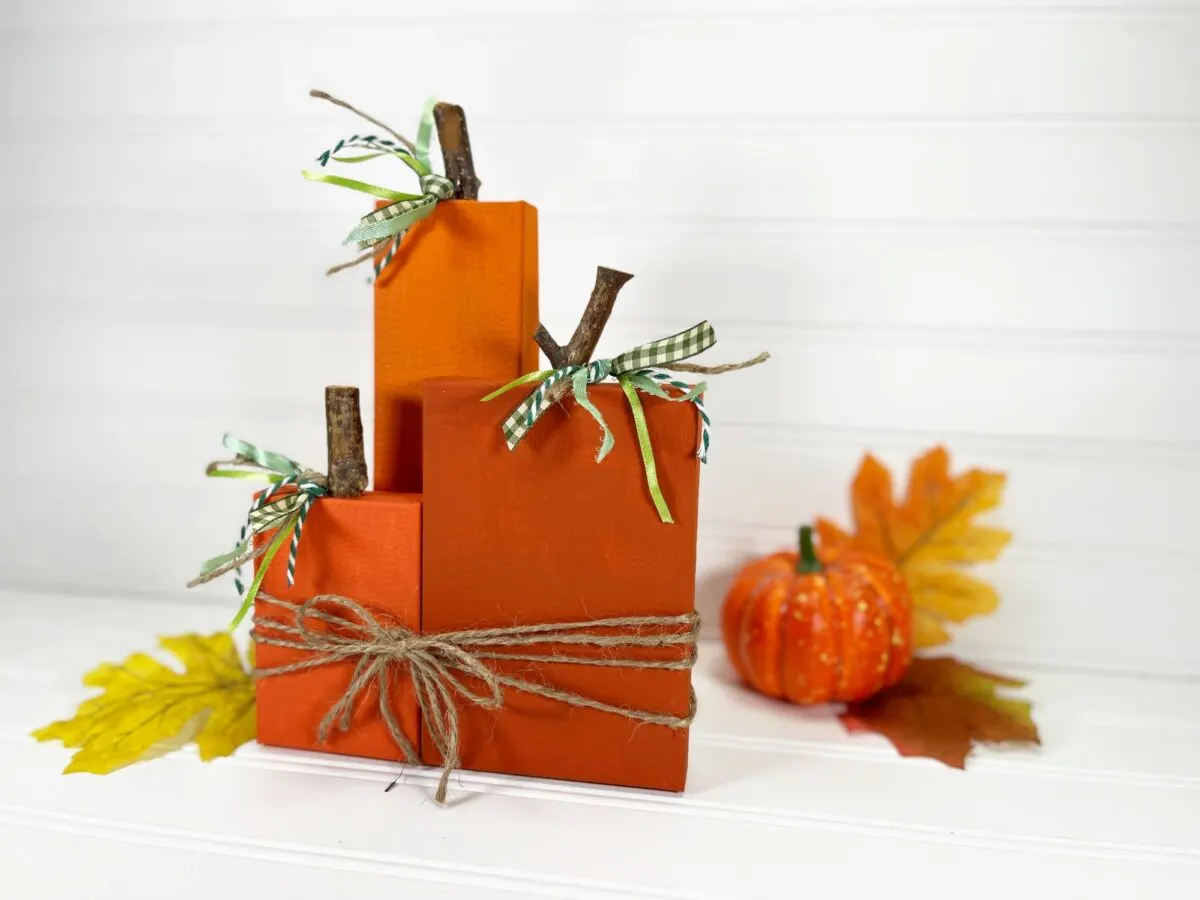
top-left (415, 96), bottom-right (437, 172)
top-left (344, 196), bottom-right (439, 247)
top-left (619, 377), bottom-right (674, 524)
top-left (204, 467), bottom-right (284, 483)
top-left (228, 514), bottom-right (296, 630)
top-left (220, 435), bottom-right (303, 478)
top-left (571, 369), bottom-right (615, 462)
top-left (480, 370), bottom-right (554, 402)
top-left (301, 170), bottom-right (422, 203)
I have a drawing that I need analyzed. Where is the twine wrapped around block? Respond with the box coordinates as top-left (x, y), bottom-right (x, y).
top-left (251, 594), bottom-right (700, 803)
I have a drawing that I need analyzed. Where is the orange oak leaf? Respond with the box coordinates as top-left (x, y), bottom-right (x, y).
top-left (816, 446), bottom-right (1010, 648)
top-left (839, 656), bottom-right (1040, 767)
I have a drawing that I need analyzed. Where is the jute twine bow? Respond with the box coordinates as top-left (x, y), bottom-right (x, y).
top-left (482, 321), bottom-right (769, 523)
top-left (303, 95), bottom-right (454, 277)
top-left (251, 593), bottom-right (700, 804)
top-left (189, 435), bottom-right (327, 629)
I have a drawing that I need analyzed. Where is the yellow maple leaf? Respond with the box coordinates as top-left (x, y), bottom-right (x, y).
top-left (32, 632), bottom-right (255, 774)
top-left (816, 446), bottom-right (1011, 648)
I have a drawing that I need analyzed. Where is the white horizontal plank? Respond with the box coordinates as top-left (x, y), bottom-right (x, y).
top-left (4, 125), bottom-right (1199, 224)
top-left (7, 0), bottom-right (1200, 31)
top-left (5, 751), bottom-right (1194, 900)
top-left (675, 326), bottom-right (1200, 444)
top-left (700, 432), bottom-right (1200, 557)
top-left (9, 216), bottom-right (1200, 337)
top-left (7, 589), bottom-right (1199, 775)
top-left (2, 392), bottom-right (1196, 557)
top-left (4, 319), bottom-right (1195, 443)
top-left (2, 591), bottom-right (1198, 900)
top-left (0, 14), bottom-right (1197, 119)
top-left (0, 821), bottom-right (512, 900)
top-left (0, 471), bottom-right (1196, 672)
top-left (695, 661), bottom-right (1200, 785)
top-left (694, 527), bottom-right (1200, 676)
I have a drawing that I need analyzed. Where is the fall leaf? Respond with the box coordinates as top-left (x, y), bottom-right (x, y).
top-left (816, 446), bottom-right (1010, 647)
top-left (839, 656), bottom-right (1040, 767)
top-left (32, 632), bottom-right (255, 774)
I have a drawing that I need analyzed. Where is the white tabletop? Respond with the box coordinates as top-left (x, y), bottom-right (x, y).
top-left (1, 588), bottom-right (1197, 899)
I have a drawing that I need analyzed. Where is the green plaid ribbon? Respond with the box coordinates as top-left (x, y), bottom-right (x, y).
top-left (482, 322), bottom-right (717, 524)
top-left (196, 435), bottom-right (328, 629)
top-left (303, 97), bottom-right (453, 277)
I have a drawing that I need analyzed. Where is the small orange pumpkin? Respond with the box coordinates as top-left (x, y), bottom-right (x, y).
top-left (722, 526), bottom-right (914, 704)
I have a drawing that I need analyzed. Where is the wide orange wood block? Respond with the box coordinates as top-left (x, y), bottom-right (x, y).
top-left (374, 201), bottom-right (539, 493)
top-left (254, 492), bottom-right (422, 760)
top-left (421, 377), bottom-right (701, 791)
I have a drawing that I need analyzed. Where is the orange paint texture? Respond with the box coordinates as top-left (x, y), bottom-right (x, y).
top-left (374, 201), bottom-right (539, 493)
top-left (254, 492), bottom-right (422, 760)
top-left (421, 377), bottom-right (701, 791)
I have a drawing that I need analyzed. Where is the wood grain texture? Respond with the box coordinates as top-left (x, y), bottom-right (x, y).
top-left (323, 386), bottom-right (367, 497)
top-left (433, 102), bottom-right (482, 201)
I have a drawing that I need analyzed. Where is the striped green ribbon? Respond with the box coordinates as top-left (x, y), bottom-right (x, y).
top-left (302, 97), bottom-right (454, 276)
top-left (197, 435), bottom-right (328, 629)
top-left (482, 322), bottom-right (718, 524)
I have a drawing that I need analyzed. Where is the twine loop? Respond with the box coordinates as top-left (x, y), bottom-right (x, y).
top-left (252, 593), bottom-right (700, 804)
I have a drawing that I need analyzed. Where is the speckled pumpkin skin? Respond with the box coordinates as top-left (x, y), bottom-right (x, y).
top-left (721, 547), bottom-right (914, 704)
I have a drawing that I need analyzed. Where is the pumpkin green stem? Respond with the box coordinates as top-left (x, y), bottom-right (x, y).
top-left (796, 525), bottom-right (823, 574)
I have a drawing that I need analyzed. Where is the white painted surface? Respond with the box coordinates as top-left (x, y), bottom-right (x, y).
top-left (1, 590), bottom-right (1198, 898)
top-left (2, 1), bottom-right (1196, 674)
top-left (0, 2), bottom-right (1197, 892)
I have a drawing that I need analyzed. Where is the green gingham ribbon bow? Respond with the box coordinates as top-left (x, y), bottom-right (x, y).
top-left (303, 97), bottom-right (454, 276)
top-left (192, 435), bottom-right (328, 629)
top-left (483, 322), bottom-right (719, 524)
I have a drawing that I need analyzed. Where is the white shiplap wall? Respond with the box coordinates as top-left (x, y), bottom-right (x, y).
top-left (0, 1), bottom-right (1196, 675)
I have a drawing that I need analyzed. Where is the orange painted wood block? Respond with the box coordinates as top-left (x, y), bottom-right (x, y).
top-left (254, 492), bottom-right (422, 761)
top-left (374, 201), bottom-right (539, 493)
top-left (421, 377), bottom-right (701, 791)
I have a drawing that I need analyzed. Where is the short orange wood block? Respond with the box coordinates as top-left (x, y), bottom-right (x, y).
top-left (374, 201), bottom-right (539, 494)
top-left (421, 377), bottom-right (701, 791)
top-left (254, 492), bottom-right (422, 761)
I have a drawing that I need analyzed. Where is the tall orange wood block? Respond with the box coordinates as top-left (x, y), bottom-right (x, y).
top-left (254, 492), bottom-right (422, 760)
top-left (374, 201), bottom-right (539, 493)
top-left (421, 377), bottom-right (701, 791)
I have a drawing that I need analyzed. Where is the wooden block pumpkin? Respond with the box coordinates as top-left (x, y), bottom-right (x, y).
top-left (253, 491), bottom-right (423, 759)
top-left (374, 200), bottom-right (539, 493)
top-left (420, 376), bottom-right (701, 791)
top-left (301, 96), bottom-right (539, 493)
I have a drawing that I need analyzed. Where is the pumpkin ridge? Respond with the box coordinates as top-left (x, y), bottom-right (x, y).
top-left (865, 552), bottom-right (915, 684)
top-left (739, 570), bottom-right (783, 697)
top-left (820, 571), bottom-right (844, 702)
top-left (856, 559), bottom-right (894, 694)
top-left (775, 579), bottom-right (793, 697)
